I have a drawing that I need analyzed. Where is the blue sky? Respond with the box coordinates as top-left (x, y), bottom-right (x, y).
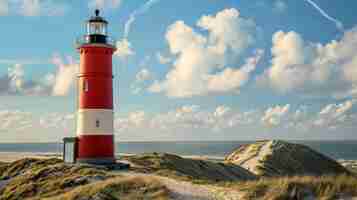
top-left (0, 0), bottom-right (356, 142)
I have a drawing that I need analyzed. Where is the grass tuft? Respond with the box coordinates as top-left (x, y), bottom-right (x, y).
top-left (48, 176), bottom-right (169, 200)
top-left (229, 175), bottom-right (357, 200)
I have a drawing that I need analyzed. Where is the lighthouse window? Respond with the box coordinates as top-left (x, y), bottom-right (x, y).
top-left (96, 120), bottom-right (100, 128)
top-left (83, 80), bottom-right (89, 92)
top-left (87, 22), bottom-right (107, 35)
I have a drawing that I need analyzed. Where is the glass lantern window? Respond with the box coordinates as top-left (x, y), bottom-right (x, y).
top-left (87, 22), bottom-right (107, 35)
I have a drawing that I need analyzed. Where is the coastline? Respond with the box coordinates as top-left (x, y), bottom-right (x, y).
top-left (0, 152), bottom-right (226, 163)
top-left (1, 152), bottom-right (357, 171)
top-left (1, 140), bottom-right (357, 200)
top-left (0, 152), bottom-right (61, 163)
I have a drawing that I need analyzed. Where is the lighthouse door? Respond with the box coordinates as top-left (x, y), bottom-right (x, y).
top-left (65, 143), bottom-right (74, 163)
top-left (63, 137), bottom-right (77, 163)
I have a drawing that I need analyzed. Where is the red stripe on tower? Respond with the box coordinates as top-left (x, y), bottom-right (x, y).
top-left (75, 9), bottom-right (117, 165)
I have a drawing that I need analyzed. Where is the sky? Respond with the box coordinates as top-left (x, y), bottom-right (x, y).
top-left (0, 0), bottom-right (357, 142)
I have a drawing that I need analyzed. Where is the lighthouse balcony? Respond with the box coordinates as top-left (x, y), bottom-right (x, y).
top-left (76, 35), bottom-right (116, 48)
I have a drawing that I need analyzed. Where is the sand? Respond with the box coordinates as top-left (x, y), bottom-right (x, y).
top-left (119, 172), bottom-right (243, 200)
top-left (1, 152), bottom-right (357, 200)
top-left (0, 152), bottom-right (60, 163)
top-left (0, 152), bottom-right (225, 163)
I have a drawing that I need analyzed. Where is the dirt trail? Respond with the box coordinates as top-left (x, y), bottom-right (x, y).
top-left (118, 171), bottom-right (243, 200)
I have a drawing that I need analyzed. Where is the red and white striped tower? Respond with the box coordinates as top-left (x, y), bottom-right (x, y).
top-left (76, 10), bottom-right (116, 165)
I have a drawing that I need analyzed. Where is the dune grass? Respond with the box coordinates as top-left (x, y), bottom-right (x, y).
top-left (1, 156), bottom-right (357, 200)
top-left (0, 158), bottom-right (112, 200)
top-left (48, 176), bottom-right (170, 200)
top-left (123, 152), bottom-right (256, 182)
top-left (0, 158), bottom-right (169, 200)
top-left (220, 175), bottom-right (357, 200)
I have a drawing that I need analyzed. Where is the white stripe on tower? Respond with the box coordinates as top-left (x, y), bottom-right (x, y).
top-left (77, 109), bottom-right (114, 135)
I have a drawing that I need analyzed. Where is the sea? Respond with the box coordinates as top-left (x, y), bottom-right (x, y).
top-left (0, 141), bottom-right (357, 160)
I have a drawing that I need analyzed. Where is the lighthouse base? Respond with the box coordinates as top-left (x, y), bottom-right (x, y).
top-left (77, 157), bottom-right (116, 165)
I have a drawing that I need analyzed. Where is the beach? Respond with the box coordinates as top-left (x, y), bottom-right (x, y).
top-left (1, 151), bottom-right (357, 169)
top-left (0, 152), bottom-right (60, 163)
top-left (2, 140), bottom-right (357, 200)
top-left (0, 152), bottom-right (226, 163)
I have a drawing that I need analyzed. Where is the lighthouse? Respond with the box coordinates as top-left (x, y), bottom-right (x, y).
top-left (74, 10), bottom-right (116, 165)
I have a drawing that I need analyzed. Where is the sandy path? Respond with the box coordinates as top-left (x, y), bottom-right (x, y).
top-left (237, 141), bottom-right (272, 174)
top-left (118, 171), bottom-right (243, 200)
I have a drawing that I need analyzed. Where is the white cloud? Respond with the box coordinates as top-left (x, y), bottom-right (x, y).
top-left (113, 101), bottom-right (357, 136)
top-left (115, 39), bottom-right (135, 59)
top-left (0, 55), bottom-right (77, 96)
top-left (88, 0), bottom-right (121, 10)
top-left (115, 111), bottom-right (146, 131)
top-left (135, 68), bottom-right (153, 82)
top-left (206, 49), bottom-right (264, 93)
top-left (1, 100), bottom-right (357, 142)
top-left (214, 105), bottom-right (231, 118)
top-left (39, 113), bottom-right (74, 130)
top-left (131, 68), bottom-right (154, 94)
top-left (156, 52), bottom-right (171, 64)
top-left (0, 110), bottom-right (75, 142)
top-left (0, 0), bottom-right (9, 15)
top-left (261, 104), bottom-right (291, 127)
top-left (4, 63), bottom-right (50, 95)
top-left (0, 110), bottom-right (33, 131)
top-left (197, 8), bottom-right (256, 54)
top-left (51, 55), bottom-right (78, 96)
top-left (118, 0), bottom-right (160, 62)
top-left (228, 110), bottom-right (261, 127)
top-left (314, 100), bottom-right (355, 129)
top-left (0, 58), bottom-right (49, 65)
top-left (114, 105), bottom-right (260, 134)
top-left (149, 8), bottom-right (259, 98)
top-left (304, 0), bottom-right (344, 31)
top-left (0, 0), bottom-right (68, 16)
top-left (19, 0), bottom-right (68, 16)
top-left (259, 27), bottom-right (357, 99)
top-left (21, 0), bottom-right (40, 16)
top-left (124, 0), bottom-right (160, 39)
top-left (8, 64), bottom-right (25, 93)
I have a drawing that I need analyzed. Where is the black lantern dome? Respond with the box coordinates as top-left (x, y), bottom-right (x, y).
top-left (87, 9), bottom-right (108, 35)
top-left (76, 9), bottom-right (116, 47)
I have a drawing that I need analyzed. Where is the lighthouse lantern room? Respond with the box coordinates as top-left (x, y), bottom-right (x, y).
top-left (64, 9), bottom-right (117, 165)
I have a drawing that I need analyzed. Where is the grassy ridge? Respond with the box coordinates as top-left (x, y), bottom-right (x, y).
top-left (220, 175), bottom-right (357, 200)
top-left (123, 153), bottom-right (257, 182)
top-left (0, 153), bottom-right (357, 200)
top-left (0, 159), bottom-right (112, 200)
top-left (47, 176), bottom-right (169, 200)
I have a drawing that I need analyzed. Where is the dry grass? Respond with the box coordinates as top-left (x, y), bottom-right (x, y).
top-left (0, 161), bottom-right (8, 176)
top-left (0, 158), bottom-right (62, 179)
top-left (123, 153), bottom-right (256, 182)
top-left (0, 159), bottom-right (112, 200)
top-left (223, 175), bottom-right (357, 200)
top-left (226, 140), bottom-right (351, 177)
top-left (48, 176), bottom-right (170, 200)
top-left (0, 158), bottom-right (169, 200)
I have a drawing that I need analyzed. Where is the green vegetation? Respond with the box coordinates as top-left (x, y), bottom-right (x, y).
top-left (122, 152), bottom-right (256, 182)
top-left (0, 158), bottom-right (62, 179)
top-left (220, 175), bottom-right (357, 200)
top-left (48, 176), bottom-right (169, 200)
top-left (0, 161), bottom-right (8, 176)
top-left (226, 140), bottom-right (350, 177)
top-left (0, 158), bottom-right (112, 200)
top-left (0, 148), bottom-right (356, 200)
